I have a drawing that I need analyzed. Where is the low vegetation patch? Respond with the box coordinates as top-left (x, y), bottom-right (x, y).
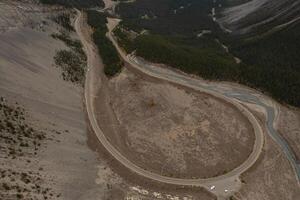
top-left (0, 168), bottom-right (59, 200)
top-left (39, 0), bottom-right (104, 8)
top-left (51, 13), bottom-right (87, 85)
top-left (0, 97), bottom-right (45, 159)
top-left (86, 10), bottom-right (123, 77)
top-left (51, 31), bottom-right (86, 61)
top-left (0, 97), bottom-right (60, 199)
top-left (54, 49), bottom-right (86, 83)
top-left (52, 12), bottom-right (74, 31)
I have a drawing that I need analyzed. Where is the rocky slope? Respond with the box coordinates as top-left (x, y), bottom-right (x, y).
top-left (218, 0), bottom-right (300, 34)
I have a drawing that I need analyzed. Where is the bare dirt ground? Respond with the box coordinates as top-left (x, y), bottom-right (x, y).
top-left (104, 9), bottom-right (299, 198)
top-left (277, 106), bottom-right (300, 160)
top-left (0, 2), bottom-right (216, 199)
top-left (0, 1), bottom-right (124, 200)
top-left (95, 68), bottom-right (255, 179)
top-left (0, 0), bottom-right (54, 33)
top-left (234, 106), bottom-right (300, 200)
top-left (79, 10), bottom-right (215, 198)
top-left (103, 0), bottom-right (117, 10)
top-left (2, 1), bottom-right (299, 199)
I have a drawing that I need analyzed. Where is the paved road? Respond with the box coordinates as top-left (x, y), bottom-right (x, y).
top-left (75, 11), bottom-right (265, 198)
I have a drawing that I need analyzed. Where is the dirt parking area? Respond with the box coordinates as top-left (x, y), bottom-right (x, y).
top-left (96, 69), bottom-right (255, 179)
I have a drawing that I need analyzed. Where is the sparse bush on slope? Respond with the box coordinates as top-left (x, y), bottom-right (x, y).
top-left (51, 13), bottom-right (87, 85)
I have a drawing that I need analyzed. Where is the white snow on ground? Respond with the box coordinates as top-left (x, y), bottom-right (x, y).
top-left (218, 0), bottom-right (300, 33)
top-left (220, 0), bottom-right (268, 25)
top-left (197, 30), bottom-right (211, 37)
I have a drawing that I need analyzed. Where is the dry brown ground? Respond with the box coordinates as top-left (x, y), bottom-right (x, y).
top-left (0, 0), bottom-right (59, 33)
top-left (234, 106), bottom-right (300, 200)
top-left (0, 2), bottom-right (124, 200)
top-left (94, 68), bottom-right (255, 179)
top-left (87, 123), bottom-right (216, 200)
top-left (81, 11), bottom-right (215, 198)
top-left (3, 1), bottom-right (298, 199)
top-left (277, 106), bottom-right (300, 160)
top-left (0, 3), bottom-right (217, 199)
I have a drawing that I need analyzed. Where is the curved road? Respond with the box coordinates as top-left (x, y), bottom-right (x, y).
top-left (75, 11), bottom-right (265, 198)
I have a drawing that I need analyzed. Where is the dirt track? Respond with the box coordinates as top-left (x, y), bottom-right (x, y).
top-left (76, 10), bottom-right (265, 198)
top-left (107, 68), bottom-right (255, 179)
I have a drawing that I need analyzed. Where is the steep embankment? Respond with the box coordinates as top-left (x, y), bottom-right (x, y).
top-left (0, 1), bottom-right (123, 200)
